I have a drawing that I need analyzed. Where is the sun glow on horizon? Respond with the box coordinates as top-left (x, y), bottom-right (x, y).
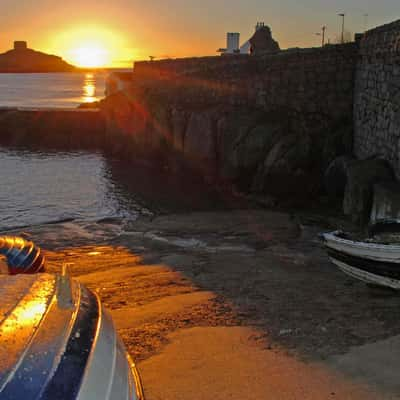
top-left (51, 25), bottom-right (135, 68)
top-left (69, 44), bottom-right (109, 67)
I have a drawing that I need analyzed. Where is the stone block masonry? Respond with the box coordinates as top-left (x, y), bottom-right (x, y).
top-left (133, 44), bottom-right (357, 119)
top-left (102, 44), bottom-right (357, 203)
top-left (354, 19), bottom-right (400, 178)
top-left (0, 109), bottom-right (106, 149)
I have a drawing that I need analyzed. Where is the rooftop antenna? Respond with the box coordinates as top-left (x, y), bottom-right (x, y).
top-left (255, 22), bottom-right (265, 32)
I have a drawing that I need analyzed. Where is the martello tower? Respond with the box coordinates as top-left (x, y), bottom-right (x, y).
top-left (13, 41), bottom-right (27, 51)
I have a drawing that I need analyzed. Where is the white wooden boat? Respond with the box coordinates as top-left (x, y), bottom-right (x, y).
top-left (322, 220), bottom-right (400, 289)
top-left (0, 267), bottom-right (144, 399)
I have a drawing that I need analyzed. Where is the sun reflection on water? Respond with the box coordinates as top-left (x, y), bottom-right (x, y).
top-left (82, 73), bottom-right (98, 104)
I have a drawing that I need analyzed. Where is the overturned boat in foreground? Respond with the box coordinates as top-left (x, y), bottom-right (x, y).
top-left (322, 220), bottom-right (400, 289)
top-left (0, 268), bottom-right (144, 400)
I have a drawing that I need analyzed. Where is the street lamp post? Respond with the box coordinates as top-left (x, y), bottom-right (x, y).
top-left (338, 13), bottom-right (345, 44)
top-left (315, 26), bottom-right (327, 47)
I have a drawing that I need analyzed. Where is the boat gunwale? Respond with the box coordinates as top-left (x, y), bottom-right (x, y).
top-left (323, 231), bottom-right (400, 252)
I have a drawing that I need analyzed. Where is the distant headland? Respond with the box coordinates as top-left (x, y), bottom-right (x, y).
top-left (0, 41), bottom-right (77, 73)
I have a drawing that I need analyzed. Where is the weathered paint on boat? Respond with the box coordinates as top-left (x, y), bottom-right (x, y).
top-left (0, 271), bottom-right (144, 399)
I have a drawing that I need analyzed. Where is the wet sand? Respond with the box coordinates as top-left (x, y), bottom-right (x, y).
top-left (34, 210), bottom-right (400, 399)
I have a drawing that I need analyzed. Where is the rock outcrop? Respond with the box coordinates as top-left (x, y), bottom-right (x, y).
top-left (0, 41), bottom-right (76, 73)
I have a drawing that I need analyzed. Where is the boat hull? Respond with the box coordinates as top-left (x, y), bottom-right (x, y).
top-left (323, 231), bottom-right (400, 263)
top-left (0, 273), bottom-right (144, 400)
top-left (323, 230), bottom-right (400, 289)
top-left (330, 258), bottom-right (400, 289)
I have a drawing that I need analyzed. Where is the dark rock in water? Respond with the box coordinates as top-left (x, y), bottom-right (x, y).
top-left (249, 26), bottom-right (280, 56)
top-left (371, 182), bottom-right (400, 223)
top-left (324, 156), bottom-right (354, 199)
top-left (343, 158), bottom-right (395, 225)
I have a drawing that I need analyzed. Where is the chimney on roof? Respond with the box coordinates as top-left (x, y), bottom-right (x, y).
top-left (255, 22), bottom-right (265, 32)
top-left (14, 41), bottom-right (27, 51)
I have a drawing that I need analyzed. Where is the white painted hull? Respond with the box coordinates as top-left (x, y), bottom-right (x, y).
top-left (323, 231), bottom-right (400, 263)
top-left (77, 301), bottom-right (144, 400)
top-left (323, 227), bottom-right (400, 289)
top-left (0, 273), bottom-right (145, 400)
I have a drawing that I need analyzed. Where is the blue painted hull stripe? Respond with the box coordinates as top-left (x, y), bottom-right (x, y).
top-left (8, 244), bottom-right (34, 267)
top-left (0, 276), bottom-right (56, 392)
top-left (38, 287), bottom-right (99, 400)
top-left (0, 281), bottom-right (78, 400)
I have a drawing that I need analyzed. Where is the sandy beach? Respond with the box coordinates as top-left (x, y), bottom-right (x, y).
top-left (24, 209), bottom-right (400, 399)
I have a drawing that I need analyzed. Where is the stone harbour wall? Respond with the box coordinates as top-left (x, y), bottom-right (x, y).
top-left (102, 44), bottom-right (357, 203)
top-left (354, 20), bottom-right (400, 178)
top-left (133, 45), bottom-right (356, 118)
top-left (0, 109), bottom-right (106, 149)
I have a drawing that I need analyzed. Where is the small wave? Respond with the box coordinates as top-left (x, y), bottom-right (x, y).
top-left (0, 217), bottom-right (77, 234)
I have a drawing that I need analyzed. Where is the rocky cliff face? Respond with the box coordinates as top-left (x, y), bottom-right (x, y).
top-left (101, 44), bottom-right (356, 205)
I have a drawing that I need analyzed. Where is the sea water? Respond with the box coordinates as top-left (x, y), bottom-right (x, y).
top-left (0, 72), bottom-right (106, 108)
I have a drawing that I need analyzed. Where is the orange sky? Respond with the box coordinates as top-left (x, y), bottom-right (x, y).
top-left (0, 0), bottom-right (398, 68)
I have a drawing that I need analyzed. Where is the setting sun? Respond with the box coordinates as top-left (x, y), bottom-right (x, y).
top-left (70, 44), bottom-right (109, 68)
top-left (49, 25), bottom-right (135, 68)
